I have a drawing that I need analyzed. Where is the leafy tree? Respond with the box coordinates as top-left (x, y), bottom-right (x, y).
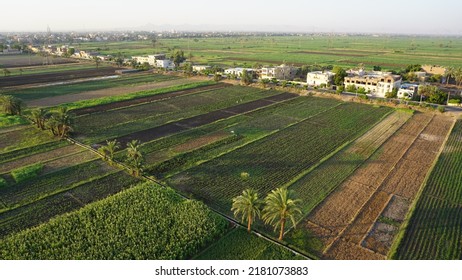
top-left (455, 67), bottom-right (462, 87)
top-left (444, 66), bottom-right (455, 85)
top-left (346, 84), bottom-right (357, 93)
top-left (373, 65), bottom-right (382, 71)
top-left (126, 140), bottom-right (144, 177)
top-left (31, 108), bottom-right (49, 130)
top-left (115, 53), bottom-right (124, 67)
top-left (213, 73), bottom-right (222, 82)
top-left (99, 139), bottom-right (120, 161)
top-left (67, 48), bottom-right (75, 57)
top-left (171, 50), bottom-right (185, 68)
top-left (2, 68), bottom-right (11, 77)
top-left (385, 88), bottom-right (398, 98)
top-left (231, 189), bottom-right (263, 232)
top-left (419, 85), bottom-right (447, 105)
top-left (0, 95), bottom-right (23, 115)
top-left (92, 56), bottom-right (102, 68)
top-left (332, 66), bottom-right (347, 86)
top-left (51, 107), bottom-right (74, 138)
top-left (405, 64), bottom-right (422, 73)
top-left (262, 187), bottom-right (302, 240)
top-left (240, 69), bottom-right (253, 85)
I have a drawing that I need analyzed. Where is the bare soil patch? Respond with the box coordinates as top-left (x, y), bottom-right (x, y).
top-left (326, 238), bottom-right (386, 260)
top-left (0, 67), bottom-right (120, 88)
top-left (362, 222), bottom-right (398, 255)
top-left (28, 78), bottom-right (195, 107)
top-left (41, 150), bottom-right (98, 174)
top-left (173, 131), bottom-right (230, 153)
top-left (0, 145), bottom-right (82, 174)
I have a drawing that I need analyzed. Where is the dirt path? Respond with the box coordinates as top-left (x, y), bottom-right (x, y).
top-left (27, 78), bottom-right (194, 107)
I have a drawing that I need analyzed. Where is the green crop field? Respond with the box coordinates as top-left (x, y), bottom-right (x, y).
top-left (79, 36), bottom-right (462, 70)
top-left (167, 102), bottom-right (391, 215)
top-left (394, 120), bottom-right (462, 260)
top-left (0, 182), bottom-right (228, 260)
top-left (195, 228), bottom-right (304, 260)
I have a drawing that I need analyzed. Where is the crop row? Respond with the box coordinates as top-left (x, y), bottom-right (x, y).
top-left (394, 120), bottom-right (462, 259)
top-left (140, 96), bottom-right (341, 177)
top-left (0, 182), bottom-right (228, 260)
top-left (195, 228), bottom-right (304, 260)
top-left (168, 103), bottom-right (391, 214)
top-left (7, 74), bottom-right (179, 101)
top-left (0, 140), bottom-right (67, 164)
top-left (0, 159), bottom-right (114, 211)
top-left (0, 171), bottom-right (139, 239)
top-left (288, 110), bottom-right (409, 215)
top-left (75, 86), bottom-right (276, 144)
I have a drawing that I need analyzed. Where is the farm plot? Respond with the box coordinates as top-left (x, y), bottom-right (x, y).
top-left (0, 171), bottom-right (139, 239)
top-left (394, 119), bottom-right (462, 260)
top-left (167, 103), bottom-right (391, 216)
top-left (0, 54), bottom-right (77, 68)
top-left (0, 159), bottom-right (115, 212)
top-left (27, 77), bottom-right (199, 107)
top-left (304, 113), bottom-right (433, 255)
top-left (5, 73), bottom-right (179, 102)
top-left (0, 67), bottom-right (120, 88)
top-left (74, 86), bottom-right (282, 144)
top-left (305, 113), bottom-right (455, 260)
top-left (0, 182), bottom-right (228, 260)
top-left (195, 228), bottom-right (304, 260)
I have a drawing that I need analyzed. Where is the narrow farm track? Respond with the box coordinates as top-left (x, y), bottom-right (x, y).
top-left (103, 92), bottom-right (298, 146)
top-left (306, 113), bottom-right (434, 258)
top-left (71, 83), bottom-right (232, 116)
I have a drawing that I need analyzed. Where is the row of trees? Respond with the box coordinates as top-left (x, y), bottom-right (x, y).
top-left (31, 107), bottom-right (74, 138)
top-left (98, 139), bottom-right (144, 177)
top-left (231, 188), bottom-right (301, 241)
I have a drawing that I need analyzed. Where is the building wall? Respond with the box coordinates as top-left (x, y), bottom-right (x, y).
top-left (344, 73), bottom-right (402, 97)
top-left (307, 71), bottom-right (333, 86)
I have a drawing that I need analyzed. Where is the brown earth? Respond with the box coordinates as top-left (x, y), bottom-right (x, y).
top-left (41, 150), bottom-right (98, 175)
top-left (0, 145), bottom-right (81, 174)
top-left (309, 113), bottom-right (455, 259)
top-left (306, 113), bottom-right (433, 256)
top-left (173, 131), bottom-right (230, 153)
top-left (27, 78), bottom-right (198, 107)
top-left (325, 237), bottom-right (386, 260)
top-left (0, 67), bottom-right (120, 88)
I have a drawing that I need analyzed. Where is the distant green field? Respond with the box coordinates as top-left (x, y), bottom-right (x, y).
top-left (79, 36), bottom-right (462, 70)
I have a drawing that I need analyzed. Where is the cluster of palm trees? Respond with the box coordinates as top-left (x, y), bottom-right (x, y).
top-left (444, 67), bottom-right (462, 87)
top-left (31, 107), bottom-right (74, 138)
top-left (98, 139), bottom-right (144, 177)
top-left (0, 94), bottom-right (23, 116)
top-left (231, 187), bottom-right (302, 241)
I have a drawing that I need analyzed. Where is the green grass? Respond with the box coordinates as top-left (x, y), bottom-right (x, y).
top-left (0, 126), bottom-right (57, 153)
top-left (0, 182), bottom-right (228, 260)
top-left (393, 120), bottom-right (462, 260)
top-left (0, 114), bottom-right (29, 128)
top-left (78, 36), bottom-right (462, 70)
top-left (195, 228), bottom-right (305, 260)
top-left (11, 163), bottom-right (44, 183)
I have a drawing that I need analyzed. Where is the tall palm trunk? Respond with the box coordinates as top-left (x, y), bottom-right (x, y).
top-left (247, 215), bottom-right (252, 232)
top-left (279, 218), bottom-right (286, 240)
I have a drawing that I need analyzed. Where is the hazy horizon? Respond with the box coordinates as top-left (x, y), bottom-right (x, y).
top-left (1, 0), bottom-right (461, 35)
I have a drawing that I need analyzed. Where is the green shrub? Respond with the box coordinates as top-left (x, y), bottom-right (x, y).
top-left (11, 163), bottom-right (44, 183)
top-left (0, 177), bottom-right (7, 188)
top-left (448, 99), bottom-right (461, 105)
top-left (438, 105), bottom-right (445, 113)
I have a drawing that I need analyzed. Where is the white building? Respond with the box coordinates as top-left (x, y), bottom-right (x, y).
top-left (344, 70), bottom-right (402, 98)
top-left (397, 83), bottom-right (419, 99)
top-left (260, 64), bottom-right (298, 80)
top-left (307, 71), bottom-right (335, 86)
top-left (193, 65), bottom-right (211, 72)
top-left (132, 54), bottom-right (167, 66)
top-left (224, 68), bottom-right (255, 77)
top-left (156, 59), bottom-right (175, 69)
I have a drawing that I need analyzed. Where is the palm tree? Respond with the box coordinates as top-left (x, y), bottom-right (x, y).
top-left (262, 187), bottom-right (302, 241)
top-left (99, 139), bottom-right (120, 161)
top-left (126, 140), bottom-right (144, 176)
top-left (0, 95), bottom-right (23, 115)
top-left (454, 67), bottom-right (462, 87)
top-left (93, 56), bottom-right (102, 68)
top-left (231, 189), bottom-right (263, 232)
top-left (31, 108), bottom-right (49, 130)
top-left (50, 107), bottom-right (74, 138)
top-left (444, 66), bottom-right (455, 85)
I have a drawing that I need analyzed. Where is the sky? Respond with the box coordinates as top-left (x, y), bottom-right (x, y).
top-left (1, 0), bottom-right (461, 35)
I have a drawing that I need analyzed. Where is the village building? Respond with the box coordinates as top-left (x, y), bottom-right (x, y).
top-left (260, 64), bottom-right (297, 80)
top-left (306, 71), bottom-right (335, 86)
top-left (344, 70), bottom-right (402, 98)
top-left (397, 83), bottom-right (419, 99)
